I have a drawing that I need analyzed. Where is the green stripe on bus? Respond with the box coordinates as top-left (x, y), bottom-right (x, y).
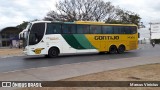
top-left (73, 34), bottom-right (96, 49)
top-left (61, 34), bottom-right (85, 49)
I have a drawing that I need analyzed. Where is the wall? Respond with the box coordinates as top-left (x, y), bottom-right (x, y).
top-left (0, 27), bottom-right (22, 47)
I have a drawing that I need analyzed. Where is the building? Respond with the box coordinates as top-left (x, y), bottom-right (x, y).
top-left (138, 28), bottom-right (150, 44)
top-left (150, 22), bottom-right (160, 44)
top-left (0, 27), bottom-right (22, 47)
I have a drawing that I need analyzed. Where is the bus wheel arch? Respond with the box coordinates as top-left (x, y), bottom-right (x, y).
top-left (48, 47), bottom-right (60, 58)
top-left (109, 45), bottom-right (117, 54)
top-left (117, 44), bottom-right (125, 54)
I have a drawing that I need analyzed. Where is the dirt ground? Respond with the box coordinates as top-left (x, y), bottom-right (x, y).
top-left (0, 48), bottom-right (23, 57)
top-left (63, 64), bottom-right (160, 81)
top-left (18, 64), bottom-right (160, 90)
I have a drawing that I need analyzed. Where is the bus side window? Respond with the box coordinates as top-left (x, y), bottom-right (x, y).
top-left (77, 25), bottom-right (83, 34)
top-left (102, 26), bottom-right (107, 34)
top-left (124, 27), bottom-right (131, 34)
top-left (102, 26), bottom-right (113, 34)
top-left (113, 26), bottom-right (120, 34)
top-left (46, 23), bottom-right (61, 34)
top-left (68, 26), bottom-right (72, 34)
top-left (62, 24), bottom-right (76, 34)
top-left (90, 25), bottom-right (101, 34)
top-left (77, 25), bottom-right (90, 34)
top-left (118, 26), bottom-right (124, 34)
top-left (131, 26), bottom-right (137, 34)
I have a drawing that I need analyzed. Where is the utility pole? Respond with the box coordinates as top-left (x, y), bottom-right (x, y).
top-left (149, 22), bottom-right (152, 44)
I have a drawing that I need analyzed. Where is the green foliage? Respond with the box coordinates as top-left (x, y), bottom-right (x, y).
top-left (106, 10), bottom-right (141, 26)
top-left (16, 21), bottom-right (29, 30)
top-left (16, 19), bottom-right (39, 30)
top-left (44, 0), bottom-right (141, 26)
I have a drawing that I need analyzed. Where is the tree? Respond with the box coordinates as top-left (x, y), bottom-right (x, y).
top-left (107, 10), bottom-right (141, 26)
top-left (16, 21), bottom-right (29, 30)
top-left (16, 19), bottom-right (39, 30)
top-left (44, 0), bottom-right (141, 26)
top-left (44, 0), bottom-right (118, 22)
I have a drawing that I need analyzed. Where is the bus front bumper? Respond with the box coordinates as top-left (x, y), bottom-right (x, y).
top-left (23, 49), bottom-right (28, 55)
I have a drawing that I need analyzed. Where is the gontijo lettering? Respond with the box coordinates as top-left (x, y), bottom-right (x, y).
top-left (94, 36), bottom-right (119, 40)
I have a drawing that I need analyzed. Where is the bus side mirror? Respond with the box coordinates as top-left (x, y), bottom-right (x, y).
top-left (28, 29), bottom-right (31, 32)
top-left (24, 31), bottom-right (29, 39)
top-left (138, 33), bottom-right (140, 38)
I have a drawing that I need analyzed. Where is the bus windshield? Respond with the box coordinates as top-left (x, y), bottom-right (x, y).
top-left (19, 23), bottom-right (32, 48)
top-left (28, 23), bottom-right (45, 45)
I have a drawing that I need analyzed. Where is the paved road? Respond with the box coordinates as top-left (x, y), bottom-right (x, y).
top-left (0, 44), bottom-right (160, 73)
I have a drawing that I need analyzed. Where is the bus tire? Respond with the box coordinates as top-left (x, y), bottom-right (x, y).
top-left (99, 52), bottom-right (106, 54)
top-left (48, 47), bottom-right (59, 58)
top-left (117, 45), bottom-right (125, 54)
top-left (44, 55), bottom-right (50, 58)
top-left (109, 45), bottom-right (117, 54)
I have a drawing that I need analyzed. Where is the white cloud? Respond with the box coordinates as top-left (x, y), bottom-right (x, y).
top-left (0, 0), bottom-right (57, 30)
top-left (111, 0), bottom-right (160, 26)
top-left (1, 0), bottom-right (160, 30)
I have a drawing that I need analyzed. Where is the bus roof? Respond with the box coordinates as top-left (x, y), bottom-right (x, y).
top-left (31, 21), bottom-right (137, 26)
top-left (74, 21), bottom-right (137, 26)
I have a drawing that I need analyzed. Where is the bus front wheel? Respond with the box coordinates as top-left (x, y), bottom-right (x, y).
top-left (48, 47), bottom-right (59, 58)
top-left (117, 45), bottom-right (125, 54)
top-left (109, 45), bottom-right (117, 54)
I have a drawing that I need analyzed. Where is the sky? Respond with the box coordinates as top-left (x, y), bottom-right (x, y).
top-left (111, 0), bottom-right (160, 25)
top-left (1, 0), bottom-right (160, 30)
top-left (0, 0), bottom-right (57, 30)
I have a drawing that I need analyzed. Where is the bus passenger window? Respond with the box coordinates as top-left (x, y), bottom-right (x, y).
top-left (117, 26), bottom-right (124, 34)
top-left (124, 27), bottom-right (131, 34)
top-left (131, 26), bottom-right (137, 34)
top-left (62, 24), bottom-right (76, 34)
top-left (46, 23), bottom-right (61, 34)
top-left (77, 25), bottom-right (90, 34)
top-left (90, 25), bottom-right (101, 34)
top-left (102, 26), bottom-right (113, 34)
top-left (113, 26), bottom-right (120, 34)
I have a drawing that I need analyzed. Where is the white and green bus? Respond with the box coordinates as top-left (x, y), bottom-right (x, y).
top-left (19, 21), bottom-right (138, 57)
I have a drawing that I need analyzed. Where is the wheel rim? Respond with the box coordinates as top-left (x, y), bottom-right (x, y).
top-left (49, 48), bottom-right (59, 57)
top-left (51, 50), bottom-right (57, 56)
top-left (110, 46), bottom-right (116, 54)
top-left (118, 46), bottom-right (125, 53)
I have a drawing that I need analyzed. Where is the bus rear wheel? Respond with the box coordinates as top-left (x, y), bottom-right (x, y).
top-left (48, 47), bottom-right (59, 58)
top-left (99, 52), bottom-right (106, 54)
top-left (109, 45), bottom-right (117, 54)
top-left (117, 45), bottom-right (125, 54)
